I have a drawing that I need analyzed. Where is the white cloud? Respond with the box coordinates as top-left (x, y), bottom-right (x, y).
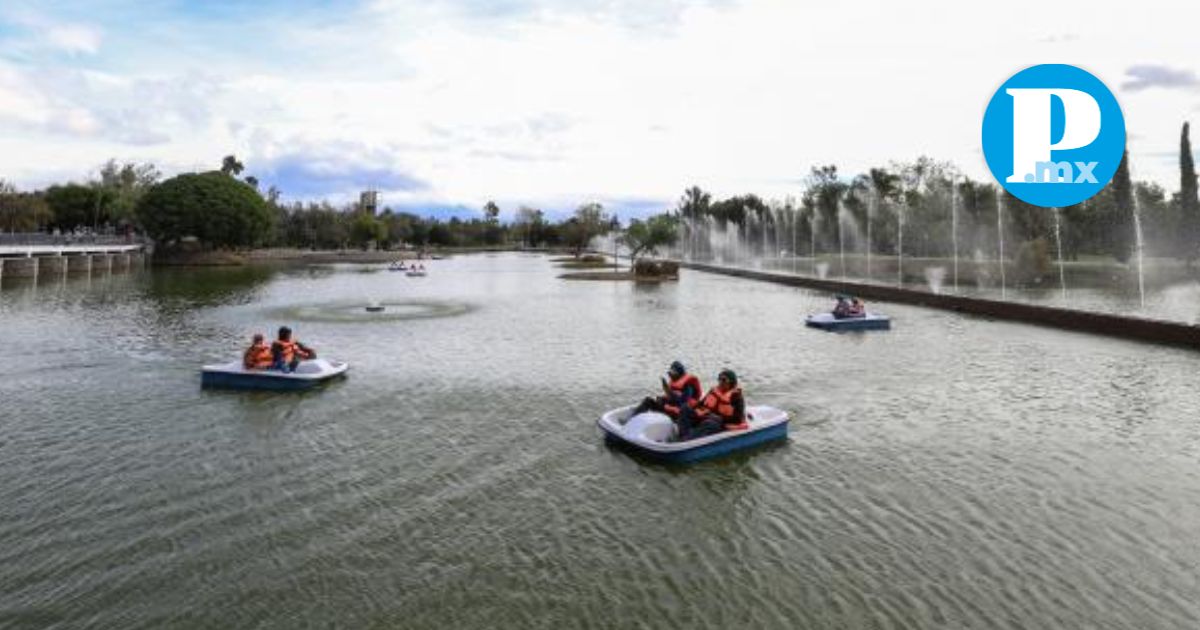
top-left (0, 0), bottom-right (1198, 212)
top-left (45, 23), bottom-right (102, 55)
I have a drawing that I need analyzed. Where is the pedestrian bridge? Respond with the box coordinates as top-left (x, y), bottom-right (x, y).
top-left (0, 235), bottom-right (147, 280)
top-left (0, 243), bottom-right (144, 257)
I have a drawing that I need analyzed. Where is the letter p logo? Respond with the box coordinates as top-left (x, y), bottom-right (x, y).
top-left (982, 65), bottom-right (1125, 208)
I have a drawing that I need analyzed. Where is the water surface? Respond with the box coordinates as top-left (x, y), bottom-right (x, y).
top-left (2, 254), bottom-right (1199, 628)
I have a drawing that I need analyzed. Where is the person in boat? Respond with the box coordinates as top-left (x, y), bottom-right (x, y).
top-left (674, 369), bottom-right (746, 441)
top-left (271, 326), bottom-right (316, 373)
top-left (832, 295), bottom-right (852, 318)
top-left (242, 333), bottom-right (273, 370)
top-left (631, 361), bottom-right (702, 419)
top-left (847, 297), bottom-right (865, 317)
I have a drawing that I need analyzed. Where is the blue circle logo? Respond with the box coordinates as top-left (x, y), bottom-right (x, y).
top-left (981, 64), bottom-right (1126, 208)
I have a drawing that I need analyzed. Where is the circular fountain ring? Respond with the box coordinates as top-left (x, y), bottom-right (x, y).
top-left (273, 300), bottom-right (473, 323)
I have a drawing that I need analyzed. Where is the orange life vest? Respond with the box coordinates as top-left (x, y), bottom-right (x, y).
top-left (663, 373), bottom-right (703, 416)
top-left (696, 385), bottom-right (744, 428)
top-left (275, 339), bottom-right (312, 364)
top-left (244, 342), bottom-right (273, 369)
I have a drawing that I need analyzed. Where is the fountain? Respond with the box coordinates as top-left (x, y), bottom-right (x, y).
top-left (837, 198), bottom-right (848, 280)
top-left (791, 206), bottom-right (798, 275)
top-left (1052, 207), bottom-right (1067, 302)
top-left (951, 180), bottom-right (959, 293)
top-left (866, 188), bottom-right (875, 281)
top-left (996, 194), bottom-right (1007, 300)
top-left (925, 267), bottom-right (947, 294)
top-left (1132, 191), bottom-right (1147, 310)
top-left (896, 198), bottom-right (905, 287)
top-left (810, 214), bottom-right (818, 277)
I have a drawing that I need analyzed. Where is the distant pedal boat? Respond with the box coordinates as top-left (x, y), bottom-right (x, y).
top-left (405, 270), bottom-right (427, 277)
top-left (805, 312), bottom-right (891, 331)
top-left (597, 404), bottom-right (789, 463)
top-left (201, 358), bottom-right (349, 391)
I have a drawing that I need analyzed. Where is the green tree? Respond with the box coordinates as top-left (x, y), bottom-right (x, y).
top-left (44, 183), bottom-right (112, 231)
top-left (677, 186), bottom-right (711, 220)
top-left (221, 155), bottom-right (245, 176)
top-left (482, 200), bottom-right (500, 222)
top-left (513, 206), bottom-right (545, 247)
top-left (96, 159), bottom-right (160, 226)
top-left (622, 214), bottom-right (679, 263)
top-left (1109, 150), bottom-right (1135, 262)
top-left (563, 202), bottom-right (609, 256)
top-left (349, 212), bottom-right (386, 249)
top-left (137, 171), bottom-right (273, 248)
top-left (0, 181), bottom-right (53, 232)
top-left (1181, 122), bottom-right (1199, 263)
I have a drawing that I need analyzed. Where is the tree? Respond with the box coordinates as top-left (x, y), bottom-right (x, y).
top-left (562, 202), bottom-right (610, 256)
top-left (44, 183), bottom-right (112, 231)
top-left (244, 175), bottom-right (259, 190)
top-left (622, 214), bottom-right (679, 263)
top-left (513, 206), bottom-right (545, 247)
top-left (348, 212), bottom-right (386, 249)
top-left (1181, 122), bottom-right (1199, 263)
top-left (677, 186), bottom-right (711, 220)
top-left (137, 171), bottom-right (273, 248)
top-left (221, 155), bottom-right (245, 176)
top-left (1109, 150), bottom-right (1135, 262)
top-left (482, 200), bottom-right (500, 222)
top-left (0, 181), bottom-right (53, 232)
top-left (96, 159), bottom-right (160, 226)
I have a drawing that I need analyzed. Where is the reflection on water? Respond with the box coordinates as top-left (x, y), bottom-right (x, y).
top-left (2, 253), bottom-right (1200, 628)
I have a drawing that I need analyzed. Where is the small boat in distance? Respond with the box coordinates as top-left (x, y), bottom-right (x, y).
top-left (805, 312), bottom-right (891, 331)
top-left (201, 358), bottom-right (349, 391)
top-left (598, 404), bottom-right (789, 463)
top-left (406, 269), bottom-right (427, 277)
top-left (388, 261), bottom-right (407, 271)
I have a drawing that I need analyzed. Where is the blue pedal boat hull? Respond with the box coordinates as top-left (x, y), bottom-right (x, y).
top-left (200, 359), bottom-right (349, 391)
top-left (598, 405), bottom-right (789, 464)
top-left (805, 312), bottom-right (891, 331)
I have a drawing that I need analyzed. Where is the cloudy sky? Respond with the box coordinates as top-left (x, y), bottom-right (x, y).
top-left (1, 0), bottom-right (1198, 219)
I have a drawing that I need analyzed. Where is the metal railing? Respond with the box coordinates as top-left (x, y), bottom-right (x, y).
top-left (0, 233), bottom-right (144, 247)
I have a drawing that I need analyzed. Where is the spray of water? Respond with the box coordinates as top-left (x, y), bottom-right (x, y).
top-left (951, 179), bottom-right (959, 293)
top-left (837, 197), bottom-right (847, 280)
top-left (996, 194), bottom-right (1007, 300)
top-left (1052, 207), bottom-right (1067, 302)
top-left (925, 266), bottom-right (947, 294)
top-left (1132, 191), bottom-right (1147, 310)
top-left (897, 199), bottom-right (905, 288)
top-left (866, 188), bottom-right (875, 281)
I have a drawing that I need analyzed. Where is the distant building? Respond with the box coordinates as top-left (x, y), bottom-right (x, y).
top-left (359, 190), bottom-right (379, 215)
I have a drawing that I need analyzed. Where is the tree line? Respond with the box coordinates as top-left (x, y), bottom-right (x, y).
top-left (5, 119), bottom-right (1197, 266)
top-left (676, 122), bottom-right (1200, 268)
top-left (0, 156), bottom-right (621, 253)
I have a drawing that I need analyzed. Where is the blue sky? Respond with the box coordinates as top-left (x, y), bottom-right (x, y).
top-left (1, 0), bottom-right (1198, 220)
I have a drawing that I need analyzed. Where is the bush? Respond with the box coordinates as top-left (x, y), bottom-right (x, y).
top-left (137, 171), bottom-right (273, 248)
top-left (633, 259), bottom-right (679, 277)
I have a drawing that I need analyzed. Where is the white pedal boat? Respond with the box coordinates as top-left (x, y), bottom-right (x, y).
top-left (598, 404), bottom-right (789, 463)
top-left (805, 312), bottom-right (891, 331)
top-left (201, 358), bottom-right (349, 391)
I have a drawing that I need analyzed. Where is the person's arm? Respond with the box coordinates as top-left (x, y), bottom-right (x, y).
top-left (297, 342), bottom-right (316, 359)
top-left (243, 348), bottom-right (255, 369)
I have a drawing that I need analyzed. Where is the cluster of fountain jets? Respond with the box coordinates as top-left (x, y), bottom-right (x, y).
top-left (676, 183), bottom-right (1147, 309)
